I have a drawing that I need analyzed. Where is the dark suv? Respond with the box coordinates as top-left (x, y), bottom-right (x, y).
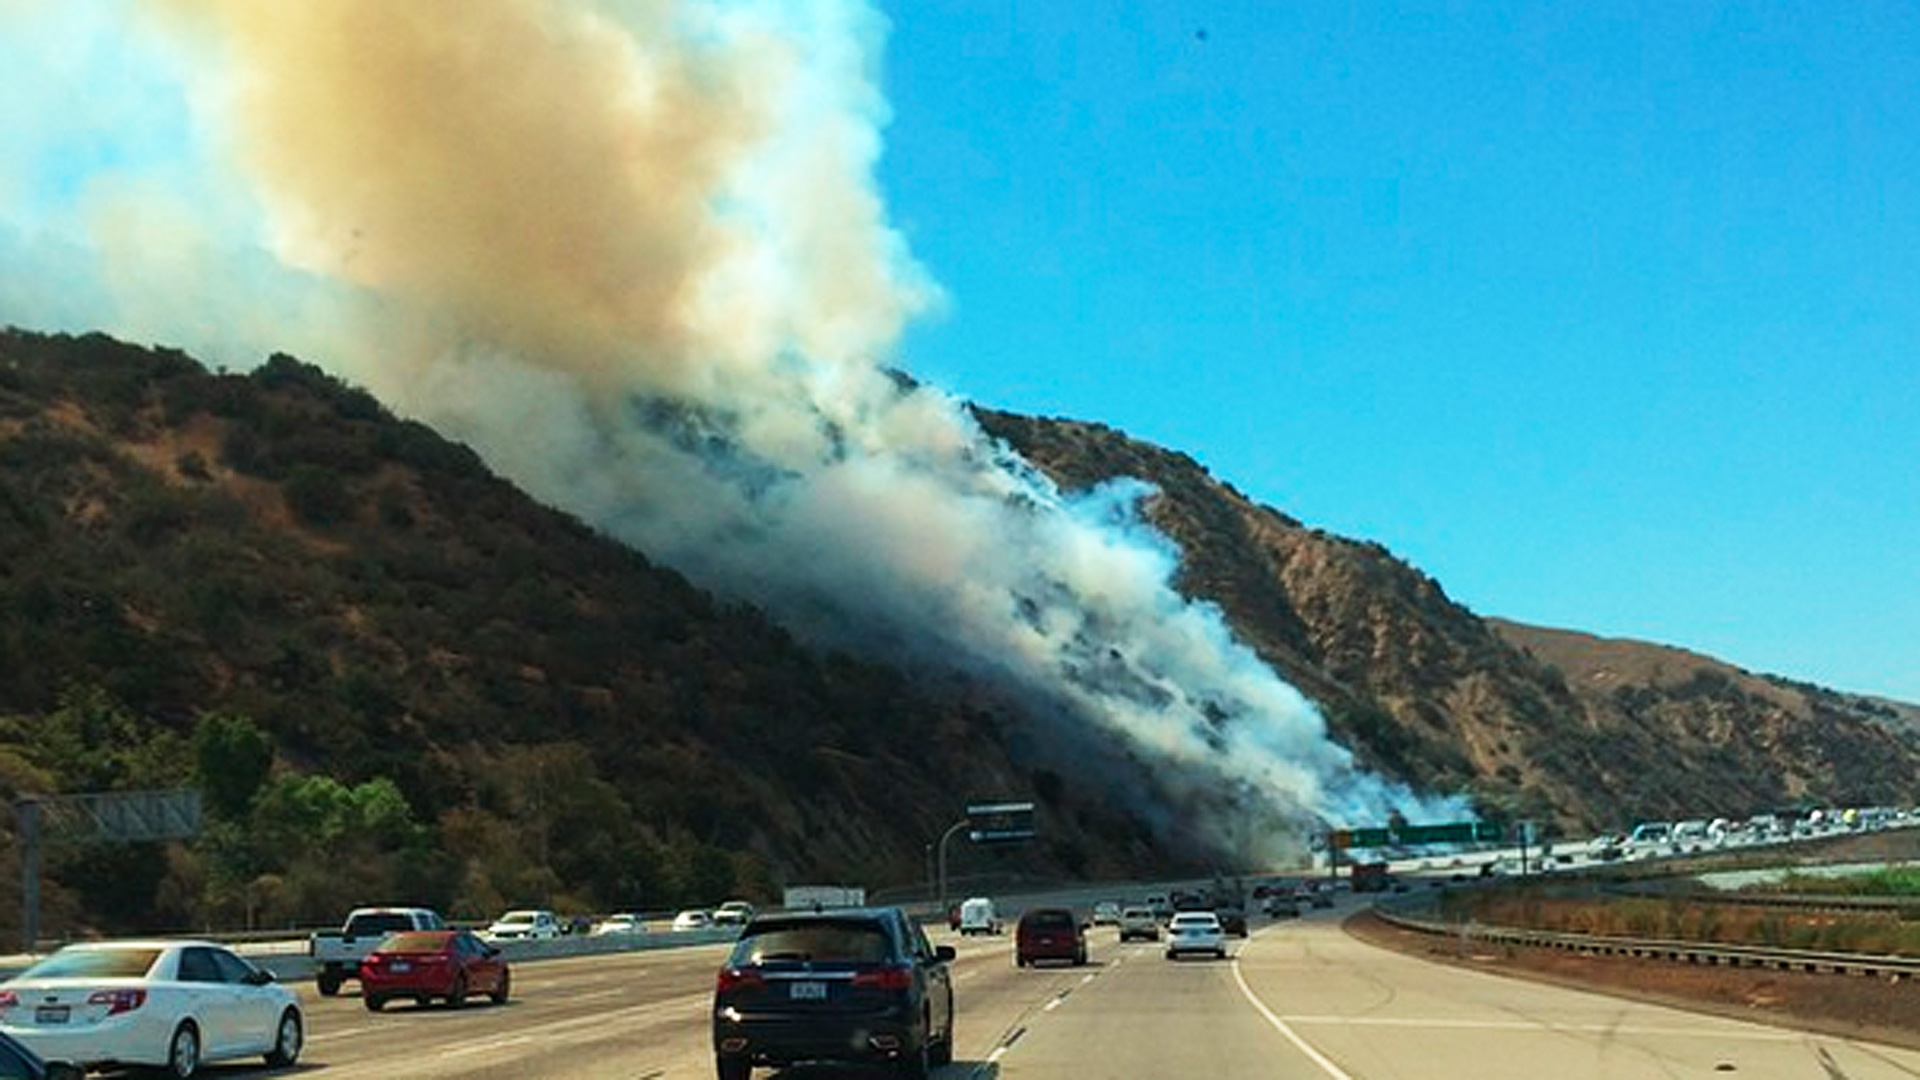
top-left (1014, 907), bottom-right (1087, 967)
top-left (712, 906), bottom-right (955, 1080)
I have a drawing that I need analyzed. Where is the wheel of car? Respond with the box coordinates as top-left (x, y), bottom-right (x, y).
top-left (316, 971), bottom-right (342, 996)
top-left (930, 1013), bottom-right (954, 1066)
top-left (448, 973), bottom-right (468, 1008)
top-left (715, 1055), bottom-right (751, 1080)
top-left (896, 1036), bottom-right (931, 1080)
top-left (364, 994), bottom-right (386, 1012)
top-left (490, 968), bottom-right (511, 1004)
top-left (265, 1007), bottom-right (303, 1067)
top-left (164, 1021), bottom-right (200, 1079)
top-left (1216, 948), bottom-right (1227, 959)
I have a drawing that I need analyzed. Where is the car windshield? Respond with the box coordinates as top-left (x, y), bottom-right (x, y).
top-left (22, 946), bottom-right (162, 979)
top-left (377, 931), bottom-right (454, 953)
top-left (731, 922), bottom-right (890, 965)
top-left (497, 912), bottom-right (540, 923)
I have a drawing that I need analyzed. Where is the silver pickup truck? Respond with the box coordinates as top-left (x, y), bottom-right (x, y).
top-left (309, 906), bottom-right (446, 995)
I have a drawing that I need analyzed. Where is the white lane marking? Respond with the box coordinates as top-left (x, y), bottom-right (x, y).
top-left (1278, 1015), bottom-right (1803, 1041)
top-left (1231, 957), bottom-right (1357, 1080)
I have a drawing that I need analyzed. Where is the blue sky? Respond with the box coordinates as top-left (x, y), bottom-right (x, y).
top-left (873, 1), bottom-right (1920, 701)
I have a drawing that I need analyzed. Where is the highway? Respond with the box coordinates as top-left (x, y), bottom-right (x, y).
top-left (90, 897), bottom-right (1920, 1079)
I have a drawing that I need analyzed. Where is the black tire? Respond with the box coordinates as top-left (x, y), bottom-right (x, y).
top-left (715, 1055), bottom-right (751, 1080)
top-left (447, 973), bottom-right (468, 1008)
top-left (164, 1022), bottom-right (200, 1079)
top-left (316, 970), bottom-right (342, 997)
top-left (490, 968), bottom-right (511, 1005)
top-left (265, 1007), bottom-right (303, 1067)
top-left (896, 1036), bottom-right (931, 1080)
top-left (364, 994), bottom-right (386, 1012)
top-left (930, 1012), bottom-right (955, 1066)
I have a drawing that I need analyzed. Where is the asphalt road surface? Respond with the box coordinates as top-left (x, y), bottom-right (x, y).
top-left (120, 901), bottom-right (1920, 1080)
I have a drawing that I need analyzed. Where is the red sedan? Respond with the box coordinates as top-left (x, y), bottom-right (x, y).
top-left (358, 930), bottom-right (510, 1011)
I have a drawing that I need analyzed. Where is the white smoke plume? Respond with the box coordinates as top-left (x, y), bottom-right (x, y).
top-left (0, 0), bottom-right (1465, 859)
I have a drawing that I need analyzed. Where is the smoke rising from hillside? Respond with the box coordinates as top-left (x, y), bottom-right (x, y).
top-left (0, 0), bottom-right (1463, 856)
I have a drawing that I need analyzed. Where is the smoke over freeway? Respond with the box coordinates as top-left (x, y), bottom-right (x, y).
top-left (0, 0), bottom-right (1463, 858)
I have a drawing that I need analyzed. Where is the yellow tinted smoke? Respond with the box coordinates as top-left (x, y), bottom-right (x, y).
top-left (152, 0), bottom-right (914, 396)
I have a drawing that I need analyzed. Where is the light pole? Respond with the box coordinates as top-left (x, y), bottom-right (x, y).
top-left (934, 819), bottom-right (970, 919)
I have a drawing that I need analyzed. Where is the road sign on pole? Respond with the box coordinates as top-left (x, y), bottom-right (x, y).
top-left (966, 802), bottom-right (1036, 843)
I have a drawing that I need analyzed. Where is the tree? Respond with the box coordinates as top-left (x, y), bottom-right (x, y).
top-left (193, 712), bottom-right (273, 821)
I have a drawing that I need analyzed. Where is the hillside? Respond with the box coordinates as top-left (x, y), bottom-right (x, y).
top-left (973, 411), bottom-right (1920, 830)
top-left (3, 328), bottom-right (1915, 940)
top-left (0, 329), bottom-right (1177, 938)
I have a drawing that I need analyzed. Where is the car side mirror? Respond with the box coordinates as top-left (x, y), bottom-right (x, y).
top-left (244, 969), bottom-right (276, 986)
top-left (934, 945), bottom-right (956, 962)
top-left (486, 946), bottom-right (501, 958)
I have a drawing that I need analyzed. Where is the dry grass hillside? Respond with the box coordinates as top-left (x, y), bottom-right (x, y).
top-left (974, 410), bottom-right (1920, 833)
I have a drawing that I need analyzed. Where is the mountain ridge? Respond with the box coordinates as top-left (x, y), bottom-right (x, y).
top-left (1, 326), bottom-right (1912, 938)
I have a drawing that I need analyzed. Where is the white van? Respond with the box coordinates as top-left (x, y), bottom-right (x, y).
top-left (958, 896), bottom-right (1001, 936)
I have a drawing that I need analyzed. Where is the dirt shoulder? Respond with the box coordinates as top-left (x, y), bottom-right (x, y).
top-left (1343, 908), bottom-right (1920, 1051)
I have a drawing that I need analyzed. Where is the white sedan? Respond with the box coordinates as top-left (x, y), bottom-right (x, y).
top-left (1164, 911), bottom-right (1228, 960)
top-left (592, 913), bottom-right (647, 936)
top-left (671, 909), bottom-right (715, 932)
top-left (0, 940), bottom-right (302, 1077)
top-left (484, 909), bottom-right (562, 941)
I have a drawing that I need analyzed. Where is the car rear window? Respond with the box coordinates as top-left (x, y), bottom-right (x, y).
top-left (1023, 909), bottom-right (1075, 929)
top-left (732, 922), bottom-right (891, 964)
top-left (23, 946), bottom-right (162, 979)
top-left (347, 912), bottom-right (426, 935)
top-left (377, 931), bottom-right (453, 953)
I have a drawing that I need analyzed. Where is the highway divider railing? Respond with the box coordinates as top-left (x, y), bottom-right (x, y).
top-left (1372, 893), bottom-right (1920, 979)
top-left (0, 925), bottom-right (747, 983)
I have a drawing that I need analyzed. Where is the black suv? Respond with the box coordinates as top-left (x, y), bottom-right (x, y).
top-left (712, 906), bottom-right (956, 1080)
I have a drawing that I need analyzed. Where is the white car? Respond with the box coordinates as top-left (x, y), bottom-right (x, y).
top-left (0, 940), bottom-right (303, 1076)
top-left (592, 913), bottom-right (647, 936)
top-left (671, 909), bottom-right (715, 932)
top-left (1164, 912), bottom-right (1227, 960)
top-left (485, 909), bottom-right (561, 941)
top-left (712, 901), bottom-right (755, 927)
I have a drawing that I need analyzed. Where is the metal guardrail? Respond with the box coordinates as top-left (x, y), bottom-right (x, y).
top-left (1373, 894), bottom-right (1920, 979)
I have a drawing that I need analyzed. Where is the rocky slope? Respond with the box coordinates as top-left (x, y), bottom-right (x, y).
top-left (974, 411), bottom-right (1920, 832)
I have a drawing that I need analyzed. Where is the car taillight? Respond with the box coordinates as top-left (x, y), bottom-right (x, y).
top-left (850, 966), bottom-right (913, 991)
top-left (715, 968), bottom-right (765, 994)
top-left (87, 989), bottom-right (147, 1015)
top-left (0, 990), bottom-right (17, 1009)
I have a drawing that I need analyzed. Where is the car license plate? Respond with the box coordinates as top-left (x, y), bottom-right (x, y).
top-left (35, 1005), bottom-right (69, 1024)
top-left (788, 981), bottom-right (827, 1001)
top-left (391, 961), bottom-right (411, 973)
